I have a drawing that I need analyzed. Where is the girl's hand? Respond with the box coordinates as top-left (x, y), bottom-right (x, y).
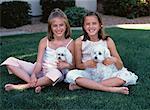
top-left (30, 74), bottom-right (37, 87)
top-left (103, 57), bottom-right (116, 66)
top-left (84, 60), bottom-right (97, 68)
top-left (57, 60), bottom-right (70, 69)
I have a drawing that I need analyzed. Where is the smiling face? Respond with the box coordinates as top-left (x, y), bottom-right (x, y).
top-left (51, 17), bottom-right (66, 39)
top-left (83, 15), bottom-right (101, 39)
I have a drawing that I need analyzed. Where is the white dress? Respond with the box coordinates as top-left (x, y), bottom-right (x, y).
top-left (65, 36), bottom-right (138, 86)
top-left (1, 39), bottom-right (73, 85)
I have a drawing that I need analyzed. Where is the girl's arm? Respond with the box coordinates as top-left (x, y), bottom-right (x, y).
top-left (30, 37), bottom-right (47, 86)
top-left (67, 39), bottom-right (75, 69)
top-left (32, 37), bottom-right (47, 75)
top-left (105, 37), bottom-right (123, 69)
top-left (75, 37), bottom-right (85, 69)
top-left (75, 37), bottom-right (96, 69)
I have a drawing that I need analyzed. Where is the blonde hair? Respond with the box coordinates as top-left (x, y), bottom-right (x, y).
top-left (47, 8), bottom-right (71, 41)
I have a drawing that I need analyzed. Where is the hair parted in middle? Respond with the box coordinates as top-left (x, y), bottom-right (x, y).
top-left (82, 11), bottom-right (109, 41)
top-left (47, 8), bottom-right (71, 41)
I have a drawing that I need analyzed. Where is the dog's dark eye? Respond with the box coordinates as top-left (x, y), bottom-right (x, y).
top-left (61, 54), bottom-right (64, 56)
top-left (99, 52), bottom-right (101, 55)
top-left (58, 54), bottom-right (60, 55)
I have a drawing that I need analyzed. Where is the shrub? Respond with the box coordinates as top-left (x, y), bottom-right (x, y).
top-left (40, 0), bottom-right (75, 23)
top-left (102, 0), bottom-right (150, 19)
top-left (135, 1), bottom-right (150, 17)
top-left (0, 1), bottom-right (31, 28)
top-left (64, 7), bottom-right (87, 27)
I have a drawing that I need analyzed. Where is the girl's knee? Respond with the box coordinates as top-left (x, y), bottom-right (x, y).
top-left (74, 77), bottom-right (79, 84)
top-left (6, 57), bottom-right (17, 62)
top-left (1, 57), bottom-right (18, 67)
top-left (75, 77), bottom-right (83, 84)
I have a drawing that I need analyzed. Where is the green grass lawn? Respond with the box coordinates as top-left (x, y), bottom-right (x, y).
top-left (0, 28), bottom-right (150, 110)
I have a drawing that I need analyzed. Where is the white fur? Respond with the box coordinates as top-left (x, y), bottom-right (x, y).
top-left (90, 44), bottom-right (118, 81)
top-left (44, 47), bottom-right (72, 71)
top-left (56, 47), bottom-right (73, 78)
top-left (56, 47), bottom-right (72, 65)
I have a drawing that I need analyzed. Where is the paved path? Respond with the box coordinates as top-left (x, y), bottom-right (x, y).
top-left (0, 14), bottom-right (150, 36)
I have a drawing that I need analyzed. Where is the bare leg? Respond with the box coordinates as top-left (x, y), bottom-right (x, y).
top-left (4, 64), bottom-right (33, 92)
top-left (34, 76), bottom-right (53, 93)
top-left (5, 83), bottom-right (30, 91)
top-left (99, 77), bottom-right (126, 87)
top-left (7, 65), bottom-right (31, 83)
top-left (36, 76), bottom-right (53, 86)
top-left (5, 76), bottom-right (53, 92)
top-left (75, 77), bottom-right (129, 94)
top-left (4, 76), bottom-right (53, 92)
top-left (69, 77), bottom-right (125, 91)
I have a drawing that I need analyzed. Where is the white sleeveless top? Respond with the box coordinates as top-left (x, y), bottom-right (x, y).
top-left (42, 39), bottom-right (73, 71)
top-left (81, 35), bottom-right (108, 63)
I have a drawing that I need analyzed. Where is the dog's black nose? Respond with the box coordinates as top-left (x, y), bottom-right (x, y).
top-left (58, 57), bottom-right (61, 60)
top-left (94, 56), bottom-right (97, 59)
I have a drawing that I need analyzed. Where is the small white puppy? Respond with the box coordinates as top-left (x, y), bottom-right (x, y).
top-left (56, 47), bottom-right (73, 80)
top-left (56, 47), bottom-right (72, 65)
top-left (43, 47), bottom-right (72, 72)
top-left (43, 47), bottom-right (72, 81)
top-left (91, 44), bottom-right (118, 81)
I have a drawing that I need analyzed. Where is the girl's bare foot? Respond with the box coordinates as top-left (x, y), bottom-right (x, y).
top-left (116, 87), bottom-right (129, 94)
top-left (35, 86), bottom-right (42, 93)
top-left (5, 83), bottom-right (30, 91)
top-left (5, 84), bottom-right (15, 91)
top-left (69, 83), bottom-right (82, 91)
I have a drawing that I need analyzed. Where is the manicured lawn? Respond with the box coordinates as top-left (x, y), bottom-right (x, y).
top-left (0, 28), bottom-right (150, 110)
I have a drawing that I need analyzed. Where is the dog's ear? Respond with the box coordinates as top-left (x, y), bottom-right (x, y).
top-left (65, 49), bottom-right (72, 65)
top-left (104, 48), bottom-right (111, 58)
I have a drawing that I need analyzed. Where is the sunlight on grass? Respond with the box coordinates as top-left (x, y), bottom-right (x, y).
top-left (16, 53), bottom-right (37, 59)
top-left (114, 24), bottom-right (150, 30)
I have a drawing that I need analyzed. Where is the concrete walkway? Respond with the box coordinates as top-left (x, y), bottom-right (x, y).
top-left (1, 24), bottom-right (150, 37)
top-left (0, 15), bottom-right (150, 36)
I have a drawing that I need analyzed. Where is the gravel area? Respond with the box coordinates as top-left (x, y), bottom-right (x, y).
top-left (0, 14), bottom-right (150, 36)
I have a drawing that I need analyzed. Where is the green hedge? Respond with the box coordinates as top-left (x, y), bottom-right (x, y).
top-left (103, 0), bottom-right (150, 19)
top-left (0, 1), bottom-right (31, 28)
top-left (64, 7), bottom-right (87, 27)
top-left (40, 0), bottom-right (75, 23)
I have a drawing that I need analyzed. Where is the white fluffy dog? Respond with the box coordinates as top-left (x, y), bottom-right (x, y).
top-left (56, 47), bottom-right (72, 65)
top-left (44, 47), bottom-right (72, 70)
top-left (56, 47), bottom-right (73, 79)
top-left (90, 44), bottom-right (118, 81)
